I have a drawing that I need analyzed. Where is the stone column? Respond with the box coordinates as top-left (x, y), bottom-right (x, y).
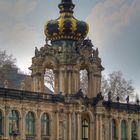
top-left (31, 68), bottom-right (45, 93)
top-left (21, 109), bottom-right (26, 140)
top-left (99, 115), bottom-right (103, 140)
top-left (118, 118), bottom-right (121, 140)
top-left (138, 119), bottom-right (140, 140)
top-left (68, 113), bottom-right (72, 140)
top-left (3, 107), bottom-right (9, 140)
top-left (88, 71), bottom-right (93, 98)
top-left (36, 110), bottom-right (41, 140)
top-left (56, 112), bottom-right (59, 140)
top-left (128, 118), bottom-right (131, 140)
top-left (92, 74), bottom-right (97, 97)
top-left (95, 114), bottom-right (99, 140)
top-left (109, 117), bottom-right (112, 140)
top-left (71, 70), bottom-right (75, 93)
top-left (90, 120), bottom-right (94, 140)
top-left (68, 70), bottom-right (72, 94)
top-left (77, 112), bottom-right (81, 140)
top-left (54, 70), bottom-right (59, 94)
top-left (72, 112), bottom-right (76, 140)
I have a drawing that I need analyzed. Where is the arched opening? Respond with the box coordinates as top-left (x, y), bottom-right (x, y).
top-left (44, 69), bottom-right (54, 93)
top-left (0, 111), bottom-right (3, 135)
top-left (9, 110), bottom-right (19, 135)
top-left (26, 112), bottom-right (35, 137)
top-left (80, 69), bottom-right (88, 95)
top-left (121, 120), bottom-right (127, 140)
top-left (131, 121), bottom-right (138, 140)
top-left (82, 115), bottom-right (90, 140)
top-left (41, 113), bottom-right (50, 137)
top-left (112, 119), bottom-right (117, 140)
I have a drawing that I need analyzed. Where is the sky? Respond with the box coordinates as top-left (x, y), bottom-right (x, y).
top-left (0, 0), bottom-right (140, 94)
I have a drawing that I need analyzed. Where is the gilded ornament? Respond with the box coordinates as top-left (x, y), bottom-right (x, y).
top-left (58, 16), bottom-right (65, 34)
top-left (71, 17), bottom-right (77, 33)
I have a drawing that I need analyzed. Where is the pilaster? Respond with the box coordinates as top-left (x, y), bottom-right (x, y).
top-left (77, 112), bottom-right (81, 140)
top-left (68, 112), bottom-right (72, 140)
top-left (138, 119), bottom-right (140, 140)
top-left (21, 108), bottom-right (26, 140)
top-left (118, 118), bottom-right (121, 140)
top-left (36, 111), bottom-right (41, 140)
top-left (128, 118), bottom-right (131, 140)
top-left (95, 114), bottom-right (99, 140)
top-left (3, 107), bottom-right (9, 140)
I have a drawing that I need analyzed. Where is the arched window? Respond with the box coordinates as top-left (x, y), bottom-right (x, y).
top-left (121, 120), bottom-right (127, 140)
top-left (131, 121), bottom-right (138, 140)
top-left (41, 113), bottom-right (50, 136)
top-left (9, 110), bottom-right (19, 135)
top-left (112, 119), bottom-right (117, 139)
top-left (26, 112), bottom-right (35, 136)
top-left (82, 119), bottom-right (89, 140)
top-left (0, 111), bottom-right (3, 135)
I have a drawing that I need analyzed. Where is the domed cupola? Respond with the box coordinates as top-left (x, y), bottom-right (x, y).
top-left (44, 0), bottom-right (89, 42)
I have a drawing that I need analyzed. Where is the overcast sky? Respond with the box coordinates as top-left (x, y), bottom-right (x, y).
top-left (0, 0), bottom-right (140, 94)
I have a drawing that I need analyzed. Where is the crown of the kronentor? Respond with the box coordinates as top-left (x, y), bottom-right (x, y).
top-left (44, 0), bottom-right (89, 41)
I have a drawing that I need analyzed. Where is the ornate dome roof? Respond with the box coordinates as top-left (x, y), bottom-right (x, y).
top-left (44, 0), bottom-right (89, 41)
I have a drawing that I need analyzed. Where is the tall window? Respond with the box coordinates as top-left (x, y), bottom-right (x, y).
top-left (112, 119), bottom-right (117, 139)
top-left (9, 110), bottom-right (19, 135)
top-left (131, 121), bottom-right (138, 140)
top-left (82, 119), bottom-right (89, 140)
top-left (41, 113), bottom-right (50, 136)
top-left (26, 112), bottom-right (35, 136)
top-left (0, 111), bottom-right (3, 135)
top-left (121, 120), bottom-right (127, 140)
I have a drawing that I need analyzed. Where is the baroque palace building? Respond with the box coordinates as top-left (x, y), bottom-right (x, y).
top-left (0, 0), bottom-right (139, 140)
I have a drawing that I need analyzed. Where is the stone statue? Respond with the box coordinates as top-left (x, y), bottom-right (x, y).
top-left (4, 80), bottom-right (9, 88)
top-left (35, 47), bottom-right (40, 57)
top-left (20, 80), bottom-right (25, 90)
top-left (95, 48), bottom-right (99, 57)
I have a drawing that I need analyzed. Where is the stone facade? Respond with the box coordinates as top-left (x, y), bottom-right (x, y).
top-left (0, 0), bottom-right (139, 140)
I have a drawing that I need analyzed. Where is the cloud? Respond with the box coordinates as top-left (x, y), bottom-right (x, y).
top-left (87, 0), bottom-right (140, 48)
top-left (0, 0), bottom-right (37, 21)
top-left (0, 0), bottom-right (43, 72)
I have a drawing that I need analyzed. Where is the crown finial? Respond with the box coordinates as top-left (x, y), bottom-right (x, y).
top-left (59, 0), bottom-right (75, 13)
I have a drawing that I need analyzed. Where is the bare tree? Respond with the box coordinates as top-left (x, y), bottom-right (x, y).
top-left (0, 50), bottom-right (17, 87)
top-left (101, 71), bottom-right (134, 102)
top-left (43, 68), bottom-right (135, 101)
top-left (44, 69), bottom-right (54, 91)
top-left (80, 70), bottom-right (88, 94)
top-left (0, 50), bottom-right (16, 67)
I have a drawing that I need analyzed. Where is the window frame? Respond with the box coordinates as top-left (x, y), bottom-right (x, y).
top-left (9, 110), bottom-right (19, 135)
top-left (41, 113), bottom-right (50, 136)
top-left (26, 112), bottom-right (35, 136)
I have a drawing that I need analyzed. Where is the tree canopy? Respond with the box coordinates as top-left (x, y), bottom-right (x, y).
top-left (0, 49), bottom-right (16, 67)
top-left (101, 71), bottom-right (134, 102)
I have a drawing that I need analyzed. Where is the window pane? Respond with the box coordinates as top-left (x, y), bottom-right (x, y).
top-left (9, 110), bottom-right (19, 135)
top-left (131, 121), bottom-right (138, 140)
top-left (82, 119), bottom-right (89, 139)
top-left (26, 112), bottom-right (35, 136)
top-left (41, 113), bottom-right (50, 136)
top-left (121, 120), bottom-right (127, 139)
top-left (112, 119), bottom-right (117, 139)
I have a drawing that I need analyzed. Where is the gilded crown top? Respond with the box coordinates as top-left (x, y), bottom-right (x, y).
top-left (44, 0), bottom-right (89, 42)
